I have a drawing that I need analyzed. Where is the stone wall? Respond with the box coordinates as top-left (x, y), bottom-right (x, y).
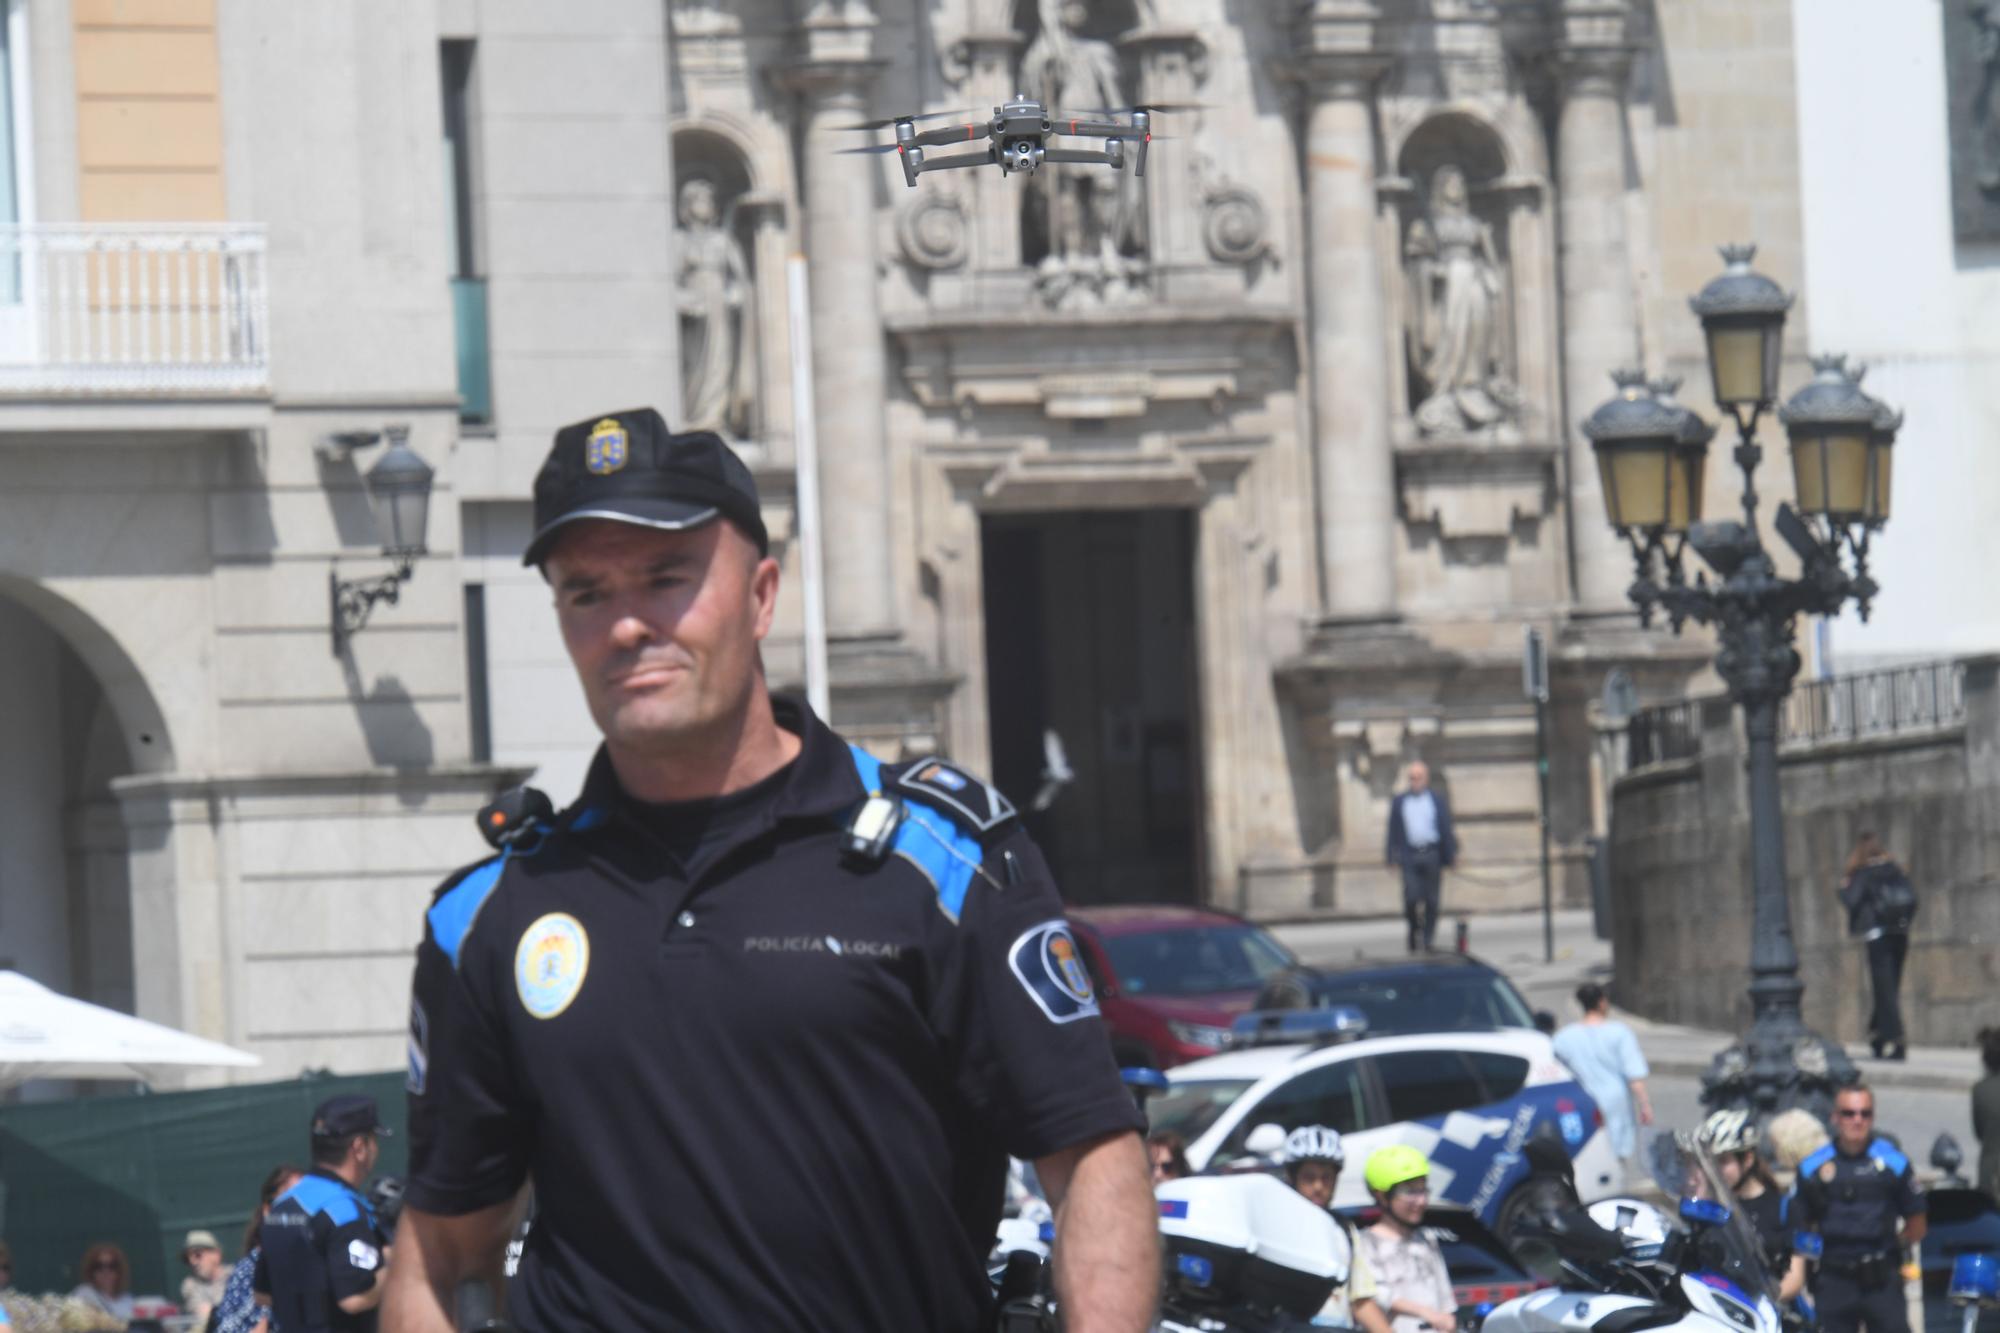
top-left (1607, 658), bottom-right (2000, 1047)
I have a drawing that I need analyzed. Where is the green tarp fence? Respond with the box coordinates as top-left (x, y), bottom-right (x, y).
top-left (0, 1071), bottom-right (408, 1300)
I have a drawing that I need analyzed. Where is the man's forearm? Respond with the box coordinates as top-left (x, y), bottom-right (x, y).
top-left (382, 1204), bottom-right (514, 1333)
top-left (1041, 1132), bottom-right (1160, 1333)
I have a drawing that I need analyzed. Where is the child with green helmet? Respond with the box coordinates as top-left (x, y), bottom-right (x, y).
top-left (1360, 1145), bottom-right (1457, 1333)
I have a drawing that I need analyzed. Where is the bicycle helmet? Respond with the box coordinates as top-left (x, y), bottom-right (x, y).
top-left (1695, 1108), bottom-right (1759, 1157)
top-left (1363, 1144), bottom-right (1432, 1195)
top-left (1283, 1124), bottom-right (1346, 1167)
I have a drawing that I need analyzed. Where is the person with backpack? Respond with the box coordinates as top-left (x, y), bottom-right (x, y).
top-left (1838, 831), bottom-right (1917, 1061)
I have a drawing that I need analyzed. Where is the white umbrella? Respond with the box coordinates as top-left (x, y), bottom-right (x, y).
top-left (0, 970), bottom-right (260, 1088)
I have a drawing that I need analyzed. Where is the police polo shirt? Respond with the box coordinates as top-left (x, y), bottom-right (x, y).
top-left (1792, 1137), bottom-right (1925, 1260)
top-left (254, 1169), bottom-right (388, 1333)
top-left (403, 697), bottom-right (1143, 1333)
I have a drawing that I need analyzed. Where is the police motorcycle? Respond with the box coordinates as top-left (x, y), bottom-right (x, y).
top-left (1922, 1134), bottom-right (2000, 1333)
top-left (1477, 1130), bottom-right (1782, 1333)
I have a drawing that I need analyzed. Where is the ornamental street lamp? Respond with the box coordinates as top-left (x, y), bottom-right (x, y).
top-left (329, 423), bottom-right (435, 656)
top-left (1582, 244), bottom-right (1902, 1120)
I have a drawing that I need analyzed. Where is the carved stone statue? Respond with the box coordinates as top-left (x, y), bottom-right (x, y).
top-left (1021, 0), bottom-right (1145, 306)
top-left (1404, 165), bottom-right (1519, 436)
top-left (675, 178), bottom-right (753, 437)
top-left (1974, 0), bottom-right (2000, 191)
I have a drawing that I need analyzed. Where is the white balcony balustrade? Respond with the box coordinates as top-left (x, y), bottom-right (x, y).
top-left (0, 224), bottom-right (269, 394)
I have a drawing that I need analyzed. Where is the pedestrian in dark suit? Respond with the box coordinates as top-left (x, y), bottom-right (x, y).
top-left (1385, 761), bottom-right (1457, 952)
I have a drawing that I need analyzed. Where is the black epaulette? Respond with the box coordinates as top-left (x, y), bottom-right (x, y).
top-left (476, 785), bottom-right (556, 850)
top-left (881, 756), bottom-right (1019, 840)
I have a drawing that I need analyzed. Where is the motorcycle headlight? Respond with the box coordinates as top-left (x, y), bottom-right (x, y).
top-left (1167, 1021), bottom-right (1232, 1050)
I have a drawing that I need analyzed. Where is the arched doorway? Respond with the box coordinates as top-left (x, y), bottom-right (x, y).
top-left (0, 579), bottom-right (172, 1027)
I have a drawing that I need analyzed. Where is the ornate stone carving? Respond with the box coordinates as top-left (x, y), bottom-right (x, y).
top-left (898, 192), bottom-right (970, 270)
top-left (1021, 0), bottom-right (1148, 308)
top-left (675, 177), bottom-right (753, 437)
top-left (671, 0), bottom-right (739, 35)
top-left (1403, 165), bottom-right (1519, 437)
top-left (1202, 182), bottom-right (1269, 266)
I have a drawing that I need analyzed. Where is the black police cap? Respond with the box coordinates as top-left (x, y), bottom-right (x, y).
top-left (522, 407), bottom-right (768, 567)
top-left (311, 1093), bottom-right (391, 1139)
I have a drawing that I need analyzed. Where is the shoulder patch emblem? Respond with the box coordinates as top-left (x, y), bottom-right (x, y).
top-left (406, 996), bottom-right (429, 1096)
top-left (347, 1239), bottom-right (381, 1271)
top-left (1008, 919), bottom-right (1100, 1024)
top-left (892, 758), bottom-right (1017, 835)
top-left (515, 912), bottom-right (590, 1019)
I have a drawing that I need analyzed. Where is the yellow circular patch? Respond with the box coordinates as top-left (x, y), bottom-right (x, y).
top-left (515, 913), bottom-right (590, 1019)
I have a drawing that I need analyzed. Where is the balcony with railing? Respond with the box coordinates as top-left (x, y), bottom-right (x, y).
top-left (0, 224), bottom-right (269, 396)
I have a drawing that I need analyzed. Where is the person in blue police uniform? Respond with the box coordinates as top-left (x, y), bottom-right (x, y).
top-left (1792, 1084), bottom-right (1928, 1333)
top-left (256, 1095), bottom-right (394, 1333)
top-left (382, 409), bottom-right (1159, 1333)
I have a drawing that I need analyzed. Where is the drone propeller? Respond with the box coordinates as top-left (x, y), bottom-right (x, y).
top-left (835, 143), bottom-right (907, 155)
top-left (1060, 101), bottom-right (1210, 116)
top-left (836, 108), bottom-right (981, 132)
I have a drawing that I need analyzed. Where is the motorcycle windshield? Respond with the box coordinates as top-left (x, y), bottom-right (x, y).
top-left (1646, 1130), bottom-right (1780, 1305)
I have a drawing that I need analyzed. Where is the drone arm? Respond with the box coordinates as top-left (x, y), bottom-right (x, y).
top-left (910, 147), bottom-right (998, 177)
top-left (1042, 146), bottom-right (1123, 167)
top-left (1050, 118), bottom-right (1130, 139)
top-left (908, 122), bottom-right (990, 149)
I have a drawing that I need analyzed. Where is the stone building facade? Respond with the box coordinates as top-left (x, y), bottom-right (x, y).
top-left (0, 0), bottom-right (1820, 1079)
top-left (529, 0), bottom-right (1806, 917)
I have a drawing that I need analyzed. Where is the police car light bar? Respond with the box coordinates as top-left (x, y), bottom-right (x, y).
top-left (1228, 1005), bottom-right (1369, 1049)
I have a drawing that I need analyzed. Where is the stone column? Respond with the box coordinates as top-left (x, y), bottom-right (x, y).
top-left (1556, 11), bottom-right (1641, 611)
top-left (1292, 4), bottom-right (1396, 621)
top-left (781, 23), bottom-right (897, 640)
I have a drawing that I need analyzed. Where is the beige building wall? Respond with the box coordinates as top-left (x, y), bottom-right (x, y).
top-left (72, 0), bottom-right (224, 220)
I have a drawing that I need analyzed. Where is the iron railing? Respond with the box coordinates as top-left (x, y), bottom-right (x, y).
top-left (1781, 660), bottom-right (1966, 748)
top-left (0, 223), bottom-right (269, 394)
top-left (1625, 698), bottom-right (1704, 768)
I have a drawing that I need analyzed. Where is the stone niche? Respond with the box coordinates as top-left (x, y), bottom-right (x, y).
top-left (1381, 110), bottom-right (1559, 549)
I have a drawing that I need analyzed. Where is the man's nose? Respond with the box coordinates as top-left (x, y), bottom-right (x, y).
top-left (608, 608), bottom-right (657, 649)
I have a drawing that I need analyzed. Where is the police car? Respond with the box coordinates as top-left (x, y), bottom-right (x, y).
top-left (1147, 1009), bottom-right (1622, 1226)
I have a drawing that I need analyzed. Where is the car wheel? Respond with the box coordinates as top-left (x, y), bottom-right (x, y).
top-left (1253, 968), bottom-right (1317, 1011)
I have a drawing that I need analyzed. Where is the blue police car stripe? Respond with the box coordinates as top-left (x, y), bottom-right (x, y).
top-left (1800, 1144), bottom-right (1836, 1177)
top-left (847, 743), bottom-right (983, 923)
top-left (277, 1173), bottom-right (363, 1227)
top-left (429, 856), bottom-right (505, 968)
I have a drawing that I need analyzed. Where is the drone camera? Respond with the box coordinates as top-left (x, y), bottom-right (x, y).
top-left (1006, 138), bottom-right (1041, 173)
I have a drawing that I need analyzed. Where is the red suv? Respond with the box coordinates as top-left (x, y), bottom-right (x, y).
top-left (1066, 905), bottom-right (1301, 1069)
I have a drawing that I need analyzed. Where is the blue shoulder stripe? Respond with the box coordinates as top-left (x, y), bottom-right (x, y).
top-left (278, 1174), bottom-right (362, 1227)
top-left (1869, 1139), bottom-right (1910, 1174)
top-left (428, 857), bottom-right (505, 968)
top-left (848, 743), bottom-right (984, 923)
top-left (1800, 1144), bottom-right (1836, 1177)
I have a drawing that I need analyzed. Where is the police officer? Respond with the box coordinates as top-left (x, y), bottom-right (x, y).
top-left (257, 1095), bottom-right (394, 1333)
top-left (384, 410), bottom-right (1158, 1333)
top-left (1793, 1084), bottom-right (1928, 1333)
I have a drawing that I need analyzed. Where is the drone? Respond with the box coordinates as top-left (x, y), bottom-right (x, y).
top-left (841, 95), bottom-right (1178, 188)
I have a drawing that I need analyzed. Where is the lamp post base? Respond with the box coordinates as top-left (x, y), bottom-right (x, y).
top-left (1699, 1018), bottom-right (1860, 1122)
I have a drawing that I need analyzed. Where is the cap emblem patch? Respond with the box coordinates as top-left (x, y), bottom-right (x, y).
top-left (516, 912), bottom-right (590, 1019)
top-left (584, 418), bottom-right (629, 476)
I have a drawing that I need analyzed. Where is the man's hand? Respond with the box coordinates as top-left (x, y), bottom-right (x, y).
top-left (1036, 1130), bottom-right (1159, 1333)
top-left (382, 1202), bottom-right (519, 1333)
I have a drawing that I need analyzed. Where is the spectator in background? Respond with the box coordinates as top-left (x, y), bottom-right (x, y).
top-left (0, 1240), bottom-right (13, 1292)
top-left (1552, 983), bottom-right (1652, 1179)
top-left (1385, 760), bottom-right (1458, 953)
top-left (215, 1164), bottom-right (304, 1333)
top-left (181, 1229), bottom-right (228, 1324)
top-left (1838, 831), bottom-right (1917, 1061)
top-left (69, 1244), bottom-right (134, 1323)
top-left (1765, 1108), bottom-right (1833, 1192)
top-left (1147, 1131), bottom-right (1190, 1184)
top-left (1974, 1028), bottom-right (2000, 1200)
